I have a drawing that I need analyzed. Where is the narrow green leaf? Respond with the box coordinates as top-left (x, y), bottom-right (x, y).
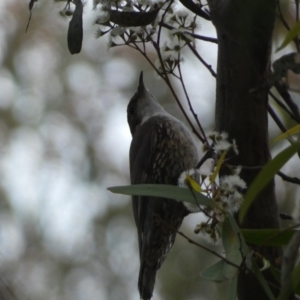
top-left (222, 217), bottom-right (242, 279)
top-left (296, 280), bottom-right (300, 296)
top-left (277, 21), bottom-right (300, 51)
top-left (239, 143), bottom-right (298, 222)
top-left (296, 285), bottom-right (300, 296)
top-left (292, 260), bottom-right (300, 294)
top-left (228, 214), bottom-right (249, 255)
top-left (252, 260), bottom-right (276, 300)
top-left (271, 124), bottom-right (300, 145)
top-left (241, 229), bottom-right (297, 246)
top-left (200, 260), bottom-right (227, 282)
top-left (186, 175), bottom-right (202, 192)
top-left (227, 275), bottom-right (238, 300)
top-left (210, 150), bottom-right (227, 184)
top-left (270, 265), bottom-right (281, 284)
top-left (108, 184), bottom-right (212, 206)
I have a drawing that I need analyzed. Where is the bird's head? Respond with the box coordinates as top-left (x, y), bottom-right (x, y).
top-left (127, 72), bottom-right (165, 135)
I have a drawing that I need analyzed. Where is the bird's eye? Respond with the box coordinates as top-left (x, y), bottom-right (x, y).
top-left (127, 103), bottom-right (136, 118)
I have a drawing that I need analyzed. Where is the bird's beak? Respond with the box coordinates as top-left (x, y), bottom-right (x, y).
top-left (138, 71), bottom-right (145, 94)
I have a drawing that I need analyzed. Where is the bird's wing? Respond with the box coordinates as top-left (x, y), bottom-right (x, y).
top-left (129, 117), bottom-right (158, 258)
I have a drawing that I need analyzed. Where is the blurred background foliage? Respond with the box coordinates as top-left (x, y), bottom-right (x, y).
top-left (0, 1), bottom-right (299, 300)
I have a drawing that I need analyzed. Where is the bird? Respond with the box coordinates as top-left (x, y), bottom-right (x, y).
top-left (127, 72), bottom-right (198, 300)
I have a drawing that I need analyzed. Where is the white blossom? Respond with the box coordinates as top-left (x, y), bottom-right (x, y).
top-left (213, 140), bottom-right (232, 153)
top-left (169, 37), bottom-right (186, 52)
top-left (220, 175), bottom-right (246, 191)
top-left (232, 139), bottom-right (239, 155)
top-left (111, 26), bottom-right (125, 37)
top-left (178, 168), bottom-right (197, 187)
top-left (176, 9), bottom-right (189, 20)
top-left (233, 165), bottom-right (242, 175)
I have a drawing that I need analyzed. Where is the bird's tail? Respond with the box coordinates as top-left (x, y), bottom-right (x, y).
top-left (138, 264), bottom-right (156, 300)
top-left (137, 200), bottom-right (188, 299)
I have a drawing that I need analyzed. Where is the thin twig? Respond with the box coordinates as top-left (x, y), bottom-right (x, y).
top-left (151, 7), bottom-right (204, 142)
top-left (277, 171), bottom-right (300, 185)
top-left (268, 104), bottom-right (288, 133)
top-left (158, 216), bottom-right (243, 270)
top-left (196, 148), bottom-right (214, 169)
top-left (277, 1), bottom-right (299, 51)
top-left (179, 0), bottom-right (211, 20)
top-left (156, 0), bottom-right (172, 49)
top-left (122, 34), bottom-right (161, 75)
top-left (186, 42), bottom-right (217, 77)
top-left (274, 81), bottom-right (300, 123)
top-left (226, 164), bottom-right (263, 171)
top-left (277, 1), bottom-right (291, 32)
top-left (269, 91), bottom-right (296, 121)
top-left (178, 53), bottom-right (208, 144)
top-left (160, 22), bottom-right (218, 44)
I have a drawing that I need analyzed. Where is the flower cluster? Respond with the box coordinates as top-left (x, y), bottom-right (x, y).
top-left (93, 0), bottom-right (161, 47)
top-left (178, 132), bottom-right (246, 244)
top-left (208, 131), bottom-right (239, 155)
top-left (89, 0), bottom-right (200, 77)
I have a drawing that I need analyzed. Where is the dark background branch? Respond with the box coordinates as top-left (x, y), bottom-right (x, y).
top-left (207, 0), bottom-right (282, 299)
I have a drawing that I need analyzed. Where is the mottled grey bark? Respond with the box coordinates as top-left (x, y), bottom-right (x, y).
top-left (207, 1), bottom-right (282, 299)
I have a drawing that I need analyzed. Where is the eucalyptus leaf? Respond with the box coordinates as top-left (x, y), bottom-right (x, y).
top-left (239, 143), bottom-right (298, 222)
top-left (108, 184), bottom-right (212, 206)
top-left (252, 260), bottom-right (276, 300)
top-left (222, 217), bottom-right (242, 279)
top-left (109, 6), bottom-right (160, 27)
top-left (68, 0), bottom-right (83, 54)
top-left (200, 260), bottom-right (227, 282)
top-left (277, 21), bottom-right (300, 51)
top-left (227, 275), bottom-right (238, 300)
top-left (228, 214), bottom-right (249, 255)
top-left (241, 228), bottom-right (297, 246)
top-left (292, 260), bottom-right (300, 295)
top-left (270, 265), bottom-right (280, 284)
top-left (271, 124), bottom-right (300, 145)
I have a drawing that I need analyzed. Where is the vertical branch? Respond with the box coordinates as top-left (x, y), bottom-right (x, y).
top-left (207, 0), bottom-right (281, 299)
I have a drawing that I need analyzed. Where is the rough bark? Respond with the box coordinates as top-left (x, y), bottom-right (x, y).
top-left (207, 1), bottom-right (282, 299)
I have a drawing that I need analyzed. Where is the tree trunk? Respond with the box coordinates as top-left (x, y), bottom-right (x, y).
top-left (207, 1), bottom-right (282, 299)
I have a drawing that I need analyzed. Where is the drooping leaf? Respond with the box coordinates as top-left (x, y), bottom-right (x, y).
top-left (210, 150), bottom-right (227, 184)
top-left (200, 260), bottom-right (227, 282)
top-left (26, 0), bottom-right (36, 32)
top-left (186, 174), bottom-right (202, 192)
top-left (271, 124), bottom-right (300, 145)
top-left (222, 217), bottom-right (243, 279)
top-left (292, 260), bottom-right (300, 295)
top-left (239, 143), bottom-right (298, 222)
top-left (109, 6), bottom-right (160, 27)
top-left (227, 275), bottom-right (238, 300)
top-left (228, 214), bottom-right (249, 255)
top-left (108, 184), bottom-right (212, 206)
top-left (241, 228), bottom-right (297, 246)
top-left (269, 265), bottom-right (281, 284)
top-left (68, 0), bottom-right (83, 54)
top-left (252, 260), bottom-right (276, 300)
top-left (277, 21), bottom-right (300, 51)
